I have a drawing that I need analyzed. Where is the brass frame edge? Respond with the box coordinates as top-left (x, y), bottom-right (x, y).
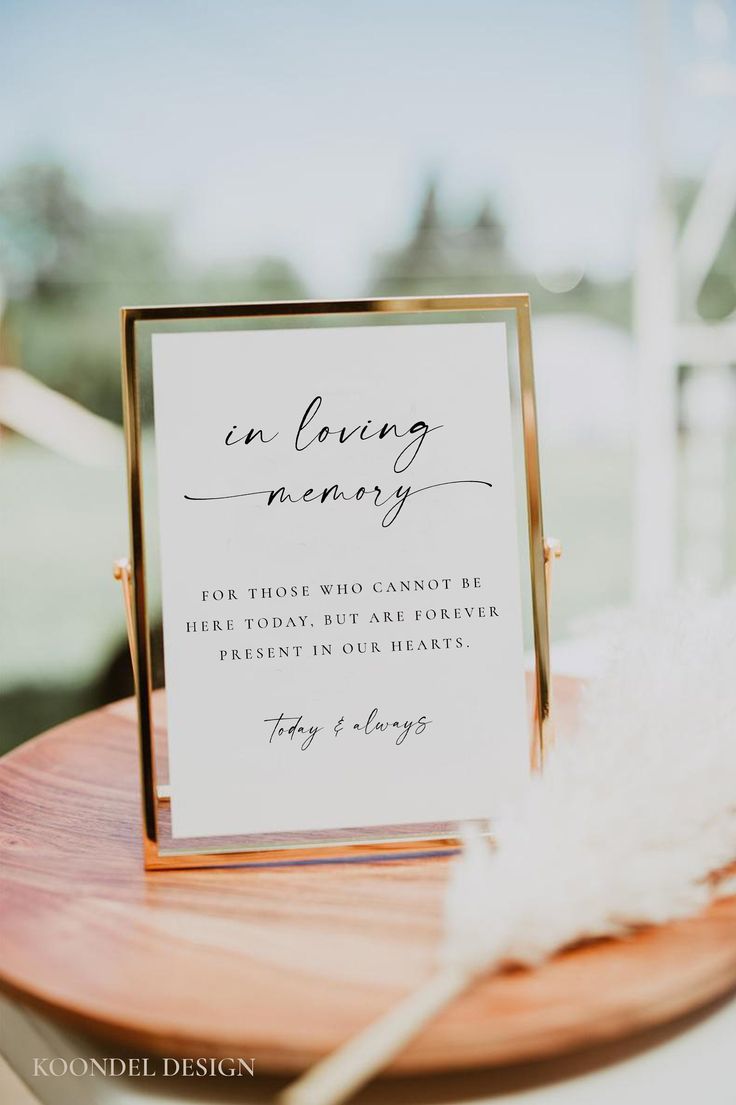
top-left (515, 298), bottom-right (551, 767)
top-left (121, 309), bottom-right (159, 855)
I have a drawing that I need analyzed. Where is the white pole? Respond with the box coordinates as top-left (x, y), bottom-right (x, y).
top-left (634, 0), bottom-right (678, 600)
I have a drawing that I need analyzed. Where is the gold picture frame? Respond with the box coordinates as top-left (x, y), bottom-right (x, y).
top-left (120, 294), bottom-right (551, 870)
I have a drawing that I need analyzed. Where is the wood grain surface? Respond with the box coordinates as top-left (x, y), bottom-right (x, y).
top-left (0, 676), bottom-right (735, 1074)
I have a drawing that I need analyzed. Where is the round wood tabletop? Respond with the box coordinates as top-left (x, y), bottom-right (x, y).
top-left (1, 677), bottom-right (735, 1074)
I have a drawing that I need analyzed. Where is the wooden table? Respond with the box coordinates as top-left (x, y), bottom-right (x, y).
top-left (1, 677), bottom-right (735, 1083)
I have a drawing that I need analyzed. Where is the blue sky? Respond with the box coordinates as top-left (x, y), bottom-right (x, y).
top-left (2, 0), bottom-right (734, 290)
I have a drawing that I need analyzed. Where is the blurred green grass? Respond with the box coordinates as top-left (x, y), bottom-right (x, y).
top-left (1, 438), bottom-right (128, 684)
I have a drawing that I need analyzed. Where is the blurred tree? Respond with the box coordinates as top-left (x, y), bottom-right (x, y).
top-left (0, 160), bottom-right (309, 422)
top-left (370, 177), bottom-right (511, 295)
top-left (368, 176), bottom-right (631, 328)
top-left (679, 183), bottom-right (736, 323)
top-left (0, 162), bottom-right (91, 299)
top-left (173, 255), bottom-right (308, 303)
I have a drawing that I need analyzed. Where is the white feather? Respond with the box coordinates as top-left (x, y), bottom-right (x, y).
top-left (280, 591), bottom-right (736, 1105)
top-left (442, 590), bottom-right (736, 976)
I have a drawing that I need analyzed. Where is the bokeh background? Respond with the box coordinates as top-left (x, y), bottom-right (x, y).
top-left (1, 0), bottom-right (735, 752)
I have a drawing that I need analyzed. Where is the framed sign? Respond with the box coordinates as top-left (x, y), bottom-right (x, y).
top-left (120, 294), bottom-right (550, 869)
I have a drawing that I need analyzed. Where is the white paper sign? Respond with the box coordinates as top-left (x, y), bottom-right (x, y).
top-left (152, 322), bottom-right (528, 840)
